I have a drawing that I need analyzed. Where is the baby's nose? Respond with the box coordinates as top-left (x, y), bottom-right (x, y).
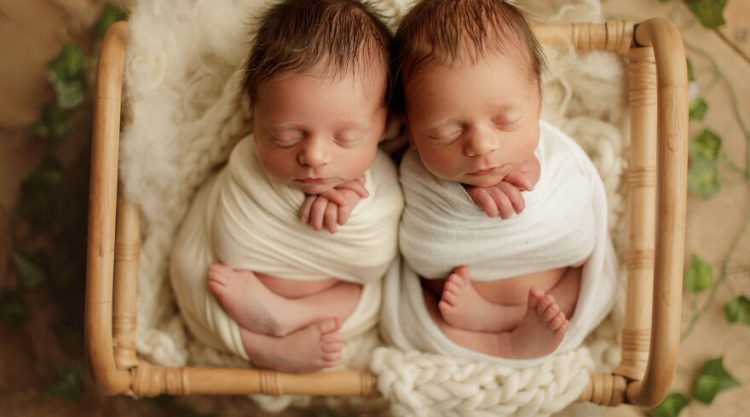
top-left (463, 127), bottom-right (499, 156)
top-left (299, 137), bottom-right (330, 167)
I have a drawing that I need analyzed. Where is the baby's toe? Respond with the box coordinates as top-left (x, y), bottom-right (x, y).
top-left (441, 289), bottom-right (459, 305)
top-left (317, 318), bottom-right (341, 334)
top-left (542, 303), bottom-right (561, 322)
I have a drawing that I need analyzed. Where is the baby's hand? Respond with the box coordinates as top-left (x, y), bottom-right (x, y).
top-left (505, 154), bottom-right (541, 192)
top-left (465, 155), bottom-right (541, 219)
top-left (465, 182), bottom-right (525, 218)
top-left (298, 177), bottom-right (369, 233)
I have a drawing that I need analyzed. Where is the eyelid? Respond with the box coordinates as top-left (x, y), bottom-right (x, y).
top-left (493, 113), bottom-right (523, 126)
top-left (334, 134), bottom-right (364, 144)
top-left (270, 135), bottom-right (302, 147)
top-left (427, 126), bottom-right (463, 144)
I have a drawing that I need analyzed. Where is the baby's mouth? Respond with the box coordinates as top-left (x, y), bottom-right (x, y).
top-left (466, 167), bottom-right (500, 177)
top-left (295, 177), bottom-right (331, 184)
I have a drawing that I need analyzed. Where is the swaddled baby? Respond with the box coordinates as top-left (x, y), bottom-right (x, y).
top-left (170, 0), bottom-right (402, 373)
top-left (381, 0), bottom-right (617, 364)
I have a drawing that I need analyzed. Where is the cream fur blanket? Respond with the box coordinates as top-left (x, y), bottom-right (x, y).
top-left (382, 121), bottom-right (619, 367)
top-left (170, 136), bottom-right (401, 359)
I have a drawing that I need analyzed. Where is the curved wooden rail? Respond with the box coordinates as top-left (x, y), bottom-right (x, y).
top-left (85, 20), bottom-right (132, 394)
top-left (86, 19), bottom-right (687, 406)
top-left (626, 18), bottom-right (688, 407)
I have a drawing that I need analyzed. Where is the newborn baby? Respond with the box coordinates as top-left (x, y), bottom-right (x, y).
top-left (381, 0), bottom-right (617, 363)
top-left (170, 0), bottom-right (402, 373)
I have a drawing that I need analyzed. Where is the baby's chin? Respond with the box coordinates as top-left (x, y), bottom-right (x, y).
top-left (291, 179), bottom-right (350, 195)
top-left (458, 173), bottom-right (508, 188)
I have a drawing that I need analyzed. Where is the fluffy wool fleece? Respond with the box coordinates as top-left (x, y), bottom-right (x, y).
top-left (120, 0), bottom-right (626, 412)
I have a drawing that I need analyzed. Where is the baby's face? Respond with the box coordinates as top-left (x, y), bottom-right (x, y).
top-left (404, 52), bottom-right (541, 187)
top-left (253, 66), bottom-right (387, 194)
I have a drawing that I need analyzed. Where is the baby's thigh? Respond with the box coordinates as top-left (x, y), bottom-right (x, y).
top-left (549, 266), bottom-right (582, 318)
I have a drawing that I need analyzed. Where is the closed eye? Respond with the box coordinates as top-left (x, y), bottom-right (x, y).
top-left (492, 113), bottom-right (523, 130)
top-left (270, 135), bottom-right (302, 148)
top-left (334, 133), bottom-right (366, 147)
top-left (427, 127), bottom-right (463, 144)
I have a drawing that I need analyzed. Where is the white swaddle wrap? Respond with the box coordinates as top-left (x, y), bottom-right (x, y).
top-left (382, 120), bottom-right (618, 367)
top-left (171, 135), bottom-right (403, 360)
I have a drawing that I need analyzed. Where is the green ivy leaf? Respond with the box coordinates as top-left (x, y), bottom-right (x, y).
top-left (689, 129), bottom-right (722, 161)
top-left (688, 159), bottom-right (721, 198)
top-left (47, 44), bottom-right (88, 109)
top-left (10, 252), bottom-right (47, 288)
top-left (33, 103), bottom-right (71, 142)
top-left (688, 129), bottom-right (722, 198)
top-left (15, 156), bottom-right (63, 228)
top-left (684, 0), bottom-right (727, 29)
top-left (46, 365), bottom-right (86, 401)
top-left (692, 357), bottom-right (739, 404)
top-left (0, 289), bottom-right (28, 324)
top-left (689, 97), bottom-right (708, 121)
top-left (94, 3), bottom-right (128, 39)
top-left (724, 295), bottom-right (750, 325)
top-left (649, 392), bottom-right (689, 417)
top-left (684, 254), bottom-right (714, 293)
top-left (687, 58), bottom-right (695, 82)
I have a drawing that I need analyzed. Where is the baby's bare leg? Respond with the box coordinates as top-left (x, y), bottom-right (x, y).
top-left (438, 270), bottom-right (526, 332)
top-left (547, 266), bottom-right (582, 319)
top-left (208, 263), bottom-right (361, 337)
top-left (426, 288), bottom-right (568, 359)
top-left (240, 318), bottom-right (344, 372)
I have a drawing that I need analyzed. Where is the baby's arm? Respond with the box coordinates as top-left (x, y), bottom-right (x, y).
top-left (465, 155), bottom-right (541, 218)
top-left (298, 176), bottom-right (369, 233)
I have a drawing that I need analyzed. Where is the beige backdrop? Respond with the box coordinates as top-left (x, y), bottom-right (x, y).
top-left (1, 0), bottom-right (748, 416)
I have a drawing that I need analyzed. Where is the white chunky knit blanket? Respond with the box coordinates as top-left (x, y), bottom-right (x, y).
top-left (120, 0), bottom-right (628, 415)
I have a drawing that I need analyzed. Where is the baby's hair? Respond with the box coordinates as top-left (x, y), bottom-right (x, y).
top-left (392, 0), bottom-right (545, 111)
top-left (242, 0), bottom-right (392, 105)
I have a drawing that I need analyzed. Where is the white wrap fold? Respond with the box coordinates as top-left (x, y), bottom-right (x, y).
top-left (382, 121), bottom-right (618, 366)
top-left (171, 136), bottom-right (403, 360)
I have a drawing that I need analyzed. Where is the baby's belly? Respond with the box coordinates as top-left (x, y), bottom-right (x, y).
top-left (255, 272), bottom-right (342, 298)
top-left (422, 267), bottom-right (567, 305)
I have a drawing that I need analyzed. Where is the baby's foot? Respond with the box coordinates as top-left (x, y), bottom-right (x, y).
top-left (208, 262), bottom-right (290, 336)
top-left (246, 318), bottom-right (344, 373)
top-left (438, 268), bottom-right (523, 332)
top-left (510, 287), bottom-right (569, 358)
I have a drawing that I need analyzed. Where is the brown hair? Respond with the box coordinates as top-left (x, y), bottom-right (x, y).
top-left (242, 0), bottom-right (392, 105)
top-left (392, 0), bottom-right (545, 111)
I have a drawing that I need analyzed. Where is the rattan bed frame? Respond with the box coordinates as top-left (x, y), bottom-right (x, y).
top-left (85, 18), bottom-right (688, 408)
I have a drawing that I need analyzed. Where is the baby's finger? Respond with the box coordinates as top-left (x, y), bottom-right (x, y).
top-left (470, 189), bottom-right (499, 217)
top-left (498, 182), bottom-right (525, 213)
top-left (325, 203), bottom-right (338, 233)
top-left (341, 181), bottom-right (369, 198)
top-left (337, 203), bottom-right (352, 225)
top-left (505, 173), bottom-right (532, 191)
top-left (320, 189), bottom-right (346, 206)
top-left (487, 187), bottom-right (513, 219)
top-left (311, 197), bottom-right (328, 230)
top-left (298, 195), bottom-right (316, 223)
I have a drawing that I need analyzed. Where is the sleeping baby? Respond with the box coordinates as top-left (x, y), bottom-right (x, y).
top-left (381, 0), bottom-right (618, 364)
top-left (170, 0), bottom-right (402, 373)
